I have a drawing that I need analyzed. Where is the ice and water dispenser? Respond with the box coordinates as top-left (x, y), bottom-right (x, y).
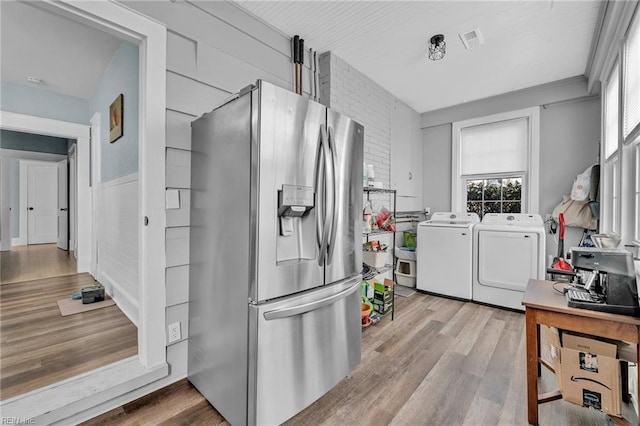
top-left (277, 184), bottom-right (316, 262)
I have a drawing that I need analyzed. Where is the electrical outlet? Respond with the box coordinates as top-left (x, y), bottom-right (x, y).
top-left (425, 207), bottom-right (431, 215)
top-left (168, 322), bottom-right (182, 343)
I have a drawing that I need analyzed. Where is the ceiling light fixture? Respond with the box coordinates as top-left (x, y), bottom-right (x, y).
top-left (26, 76), bottom-right (43, 85)
top-left (428, 34), bottom-right (446, 61)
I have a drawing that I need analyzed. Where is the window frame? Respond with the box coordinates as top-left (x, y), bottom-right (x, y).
top-left (600, 5), bottom-right (640, 246)
top-left (451, 107), bottom-right (540, 214)
top-left (465, 174), bottom-right (524, 218)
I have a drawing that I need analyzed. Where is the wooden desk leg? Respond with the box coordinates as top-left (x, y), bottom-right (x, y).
top-left (537, 325), bottom-right (541, 377)
top-left (526, 308), bottom-right (539, 426)
top-left (637, 334), bottom-right (640, 426)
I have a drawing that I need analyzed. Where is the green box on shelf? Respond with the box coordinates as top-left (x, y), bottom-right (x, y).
top-left (374, 290), bottom-right (393, 303)
top-left (374, 302), bottom-right (393, 315)
top-left (373, 278), bottom-right (393, 295)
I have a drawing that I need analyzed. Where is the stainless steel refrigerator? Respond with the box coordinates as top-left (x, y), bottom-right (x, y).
top-left (188, 80), bottom-right (363, 426)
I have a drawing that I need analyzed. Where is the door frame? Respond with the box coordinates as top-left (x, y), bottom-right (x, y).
top-left (0, 0), bottom-right (167, 422)
top-left (57, 158), bottom-right (68, 250)
top-left (69, 144), bottom-right (77, 254)
top-left (90, 113), bottom-right (101, 279)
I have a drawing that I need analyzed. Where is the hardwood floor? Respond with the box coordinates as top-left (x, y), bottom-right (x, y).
top-left (0, 273), bottom-right (138, 400)
top-left (82, 292), bottom-right (637, 425)
top-left (0, 244), bottom-right (77, 284)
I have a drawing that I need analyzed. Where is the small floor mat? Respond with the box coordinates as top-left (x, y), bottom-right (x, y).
top-left (395, 285), bottom-right (416, 298)
top-left (57, 297), bottom-right (115, 316)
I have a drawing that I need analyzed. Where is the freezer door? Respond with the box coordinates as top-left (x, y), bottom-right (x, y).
top-left (254, 81), bottom-right (326, 302)
top-left (325, 109), bottom-right (364, 285)
top-left (248, 277), bottom-right (361, 425)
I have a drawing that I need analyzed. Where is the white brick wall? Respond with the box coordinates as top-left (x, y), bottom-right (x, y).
top-left (319, 51), bottom-right (396, 210)
top-left (319, 51), bottom-right (407, 267)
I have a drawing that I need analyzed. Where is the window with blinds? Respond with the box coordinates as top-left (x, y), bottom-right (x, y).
top-left (452, 107), bottom-right (539, 217)
top-left (600, 6), bottom-right (640, 242)
top-left (624, 15), bottom-right (640, 139)
top-left (460, 118), bottom-right (528, 176)
top-left (636, 145), bottom-right (640, 241)
top-left (604, 63), bottom-right (619, 160)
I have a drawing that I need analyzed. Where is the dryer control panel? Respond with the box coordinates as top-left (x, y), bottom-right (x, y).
top-left (481, 213), bottom-right (543, 226)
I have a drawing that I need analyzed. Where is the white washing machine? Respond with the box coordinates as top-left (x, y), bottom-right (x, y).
top-left (472, 213), bottom-right (546, 311)
top-left (417, 212), bottom-right (480, 299)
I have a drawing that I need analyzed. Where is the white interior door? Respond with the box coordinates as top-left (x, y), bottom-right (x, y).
top-left (27, 164), bottom-right (58, 244)
top-left (57, 159), bottom-right (68, 250)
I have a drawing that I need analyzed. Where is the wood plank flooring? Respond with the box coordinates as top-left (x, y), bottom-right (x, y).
top-left (82, 292), bottom-right (638, 425)
top-left (0, 273), bottom-right (138, 400)
top-left (1, 244), bottom-right (77, 284)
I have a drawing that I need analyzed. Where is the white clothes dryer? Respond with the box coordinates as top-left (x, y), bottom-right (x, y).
top-left (417, 212), bottom-right (480, 299)
top-left (472, 213), bottom-right (546, 311)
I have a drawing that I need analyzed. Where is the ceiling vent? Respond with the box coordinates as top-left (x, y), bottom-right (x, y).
top-left (459, 28), bottom-right (484, 50)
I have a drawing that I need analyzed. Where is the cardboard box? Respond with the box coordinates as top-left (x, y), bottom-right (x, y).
top-left (559, 333), bottom-right (621, 416)
top-left (545, 326), bottom-right (562, 382)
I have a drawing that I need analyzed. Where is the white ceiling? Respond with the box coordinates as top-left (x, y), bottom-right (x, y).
top-left (1, 1), bottom-right (601, 112)
top-left (0, 1), bottom-right (123, 100)
top-left (233, 0), bottom-right (602, 113)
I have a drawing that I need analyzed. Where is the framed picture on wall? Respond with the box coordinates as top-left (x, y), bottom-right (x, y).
top-left (109, 94), bottom-right (123, 143)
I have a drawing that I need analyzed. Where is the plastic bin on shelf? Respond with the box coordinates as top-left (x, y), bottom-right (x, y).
top-left (363, 250), bottom-right (388, 268)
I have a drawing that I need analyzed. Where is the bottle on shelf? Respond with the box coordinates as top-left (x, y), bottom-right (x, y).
top-left (367, 164), bottom-right (375, 187)
top-left (363, 200), bottom-right (373, 233)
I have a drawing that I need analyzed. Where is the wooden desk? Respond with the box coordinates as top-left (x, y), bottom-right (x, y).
top-left (522, 279), bottom-right (640, 426)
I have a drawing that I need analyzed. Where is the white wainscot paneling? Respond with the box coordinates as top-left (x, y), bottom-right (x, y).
top-left (196, 84), bottom-right (231, 117)
top-left (166, 302), bottom-right (189, 346)
top-left (166, 110), bottom-right (193, 151)
top-left (197, 42), bottom-right (289, 94)
top-left (99, 174), bottom-right (139, 326)
top-left (166, 226), bottom-right (189, 268)
top-left (166, 264), bottom-right (189, 307)
top-left (166, 148), bottom-right (191, 189)
top-left (166, 72), bottom-right (198, 116)
top-left (167, 339), bottom-right (188, 377)
top-left (167, 31), bottom-right (197, 78)
top-left (166, 189), bottom-right (190, 227)
top-left (124, 0), bottom-right (291, 82)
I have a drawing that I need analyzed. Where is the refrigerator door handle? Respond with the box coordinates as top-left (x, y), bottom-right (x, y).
top-left (326, 126), bottom-right (338, 263)
top-left (316, 126), bottom-right (331, 266)
top-left (263, 281), bottom-right (359, 320)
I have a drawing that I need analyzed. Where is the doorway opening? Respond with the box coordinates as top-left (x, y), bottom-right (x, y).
top-left (0, 0), bottom-right (167, 420)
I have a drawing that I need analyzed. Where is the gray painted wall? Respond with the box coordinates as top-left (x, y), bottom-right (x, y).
top-left (421, 95), bottom-right (601, 258)
top-left (1, 129), bottom-right (69, 155)
top-left (88, 42), bottom-right (139, 183)
top-left (1, 81), bottom-right (89, 124)
top-left (539, 97), bottom-right (600, 257)
top-left (422, 123), bottom-right (452, 215)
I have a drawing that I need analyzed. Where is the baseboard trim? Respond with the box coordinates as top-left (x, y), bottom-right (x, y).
top-left (11, 237), bottom-right (25, 247)
top-left (99, 271), bottom-right (139, 327)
